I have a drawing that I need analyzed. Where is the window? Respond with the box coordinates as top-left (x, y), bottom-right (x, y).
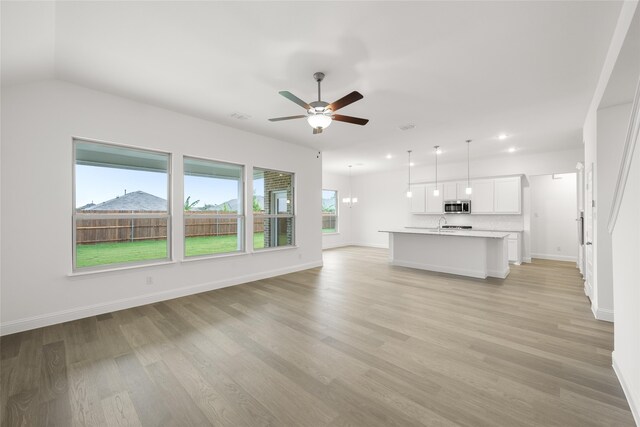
top-left (253, 168), bottom-right (294, 249)
top-left (184, 157), bottom-right (244, 257)
top-left (73, 140), bottom-right (170, 270)
top-left (322, 189), bottom-right (338, 233)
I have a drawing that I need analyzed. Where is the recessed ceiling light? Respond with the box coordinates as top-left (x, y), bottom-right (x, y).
top-left (498, 133), bottom-right (509, 140)
top-left (386, 154), bottom-right (392, 159)
top-left (508, 147), bottom-right (516, 153)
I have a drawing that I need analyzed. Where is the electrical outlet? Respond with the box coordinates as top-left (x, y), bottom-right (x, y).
top-left (146, 276), bottom-right (153, 285)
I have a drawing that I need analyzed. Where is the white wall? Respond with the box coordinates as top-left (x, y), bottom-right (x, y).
top-left (584, 102), bottom-right (633, 321)
top-left (322, 171), bottom-right (352, 249)
top-left (350, 148), bottom-right (584, 258)
top-left (611, 131), bottom-right (640, 425)
top-left (0, 79), bottom-right (323, 335)
top-left (530, 173), bottom-right (578, 262)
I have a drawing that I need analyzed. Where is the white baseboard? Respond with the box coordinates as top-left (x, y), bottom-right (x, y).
top-left (590, 302), bottom-right (614, 322)
top-left (322, 242), bottom-right (351, 250)
top-left (584, 280), bottom-right (593, 298)
top-left (523, 257), bottom-right (532, 263)
top-left (350, 242), bottom-right (389, 249)
top-left (0, 261), bottom-right (323, 336)
top-left (531, 253), bottom-right (578, 262)
top-left (612, 351), bottom-right (640, 426)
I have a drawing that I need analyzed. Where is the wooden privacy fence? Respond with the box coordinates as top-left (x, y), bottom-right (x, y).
top-left (322, 213), bottom-right (337, 230)
top-left (76, 211), bottom-right (264, 244)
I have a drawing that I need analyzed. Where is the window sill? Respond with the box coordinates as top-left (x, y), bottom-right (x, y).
top-left (322, 232), bottom-right (340, 236)
top-left (68, 260), bottom-right (175, 277)
top-left (181, 251), bottom-right (247, 263)
top-left (252, 245), bottom-right (298, 253)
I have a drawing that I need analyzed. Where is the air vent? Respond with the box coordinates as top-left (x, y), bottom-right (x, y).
top-left (230, 112), bottom-right (251, 120)
top-left (399, 123), bottom-right (416, 131)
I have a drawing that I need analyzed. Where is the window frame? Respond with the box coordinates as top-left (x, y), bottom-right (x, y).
top-left (182, 155), bottom-right (246, 259)
top-left (322, 189), bottom-right (339, 234)
top-left (72, 138), bottom-right (172, 272)
top-left (252, 167), bottom-right (296, 251)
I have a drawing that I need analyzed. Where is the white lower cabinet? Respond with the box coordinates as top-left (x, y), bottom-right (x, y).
top-left (507, 233), bottom-right (521, 264)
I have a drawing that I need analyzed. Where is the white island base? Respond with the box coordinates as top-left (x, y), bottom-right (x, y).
top-left (382, 229), bottom-right (510, 279)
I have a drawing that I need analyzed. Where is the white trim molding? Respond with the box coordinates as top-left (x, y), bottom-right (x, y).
top-left (609, 76), bottom-right (640, 233)
top-left (612, 351), bottom-right (640, 426)
top-left (531, 253), bottom-right (578, 263)
top-left (0, 261), bottom-right (322, 336)
top-left (590, 302), bottom-right (614, 322)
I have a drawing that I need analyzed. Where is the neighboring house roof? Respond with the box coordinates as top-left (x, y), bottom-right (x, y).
top-left (207, 196), bottom-right (264, 212)
top-left (85, 191), bottom-right (167, 211)
top-left (78, 202), bottom-right (96, 210)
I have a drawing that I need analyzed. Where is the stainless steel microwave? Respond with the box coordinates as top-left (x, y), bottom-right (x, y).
top-left (444, 200), bottom-right (471, 214)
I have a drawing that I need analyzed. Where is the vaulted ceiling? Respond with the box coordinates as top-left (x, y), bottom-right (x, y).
top-left (1, 1), bottom-right (623, 174)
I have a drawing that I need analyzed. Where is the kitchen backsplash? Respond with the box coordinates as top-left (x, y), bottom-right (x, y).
top-left (409, 214), bottom-right (524, 231)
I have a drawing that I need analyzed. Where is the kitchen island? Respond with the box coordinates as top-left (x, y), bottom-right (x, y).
top-left (379, 228), bottom-right (510, 279)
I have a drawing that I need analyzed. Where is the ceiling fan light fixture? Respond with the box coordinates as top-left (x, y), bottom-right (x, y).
top-left (307, 109), bottom-right (332, 129)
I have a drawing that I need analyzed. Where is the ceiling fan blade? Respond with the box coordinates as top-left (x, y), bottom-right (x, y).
top-left (327, 91), bottom-right (363, 112)
top-left (333, 114), bottom-right (369, 126)
top-left (279, 91), bottom-right (311, 110)
top-left (313, 127), bottom-right (323, 135)
top-left (268, 115), bottom-right (306, 122)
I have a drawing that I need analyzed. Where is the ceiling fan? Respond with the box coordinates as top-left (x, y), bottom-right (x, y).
top-left (269, 72), bottom-right (369, 134)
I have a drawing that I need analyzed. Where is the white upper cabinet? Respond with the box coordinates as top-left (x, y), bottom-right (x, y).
top-left (494, 176), bottom-right (521, 214)
top-left (470, 180), bottom-right (494, 213)
top-left (425, 184), bottom-right (444, 213)
top-left (409, 176), bottom-right (521, 215)
top-left (409, 184), bottom-right (426, 213)
top-left (443, 182), bottom-right (457, 200)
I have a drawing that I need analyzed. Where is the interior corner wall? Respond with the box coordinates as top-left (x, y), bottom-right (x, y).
top-left (0, 79), bottom-right (323, 335)
top-left (592, 102), bottom-right (633, 320)
top-left (322, 171), bottom-right (352, 249)
top-left (349, 148), bottom-right (584, 254)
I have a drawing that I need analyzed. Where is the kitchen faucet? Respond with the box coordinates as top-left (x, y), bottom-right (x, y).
top-left (438, 216), bottom-right (447, 231)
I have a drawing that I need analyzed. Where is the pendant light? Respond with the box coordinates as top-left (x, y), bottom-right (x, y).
top-left (406, 150), bottom-right (413, 198)
top-left (433, 145), bottom-right (440, 197)
top-left (465, 139), bottom-right (473, 195)
top-left (342, 165), bottom-right (358, 206)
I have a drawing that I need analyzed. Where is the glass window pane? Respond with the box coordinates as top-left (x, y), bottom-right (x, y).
top-left (75, 141), bottom-right (168, 212)
top-left (184, 158), bottom-right (243, 213)
top-left (253, 215), bottom-right (294, 249)
top-left (322, 190), bottom-right (337, 233)
top-left (75, 217), bottom-right (168, 268)
top-left (185, 215), bottom-right (243, 256)
top-left (253, 168), bottom-right (293, 215)
top-left (184, 157), bottom-right (244, 257)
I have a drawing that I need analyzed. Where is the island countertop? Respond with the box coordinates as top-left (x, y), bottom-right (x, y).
top-left (379, 228), bottom-right (510, 239)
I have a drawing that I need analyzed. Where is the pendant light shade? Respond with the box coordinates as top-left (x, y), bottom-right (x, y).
top-left (433, 146), bottom-right (440, 197)
top-left (343, 165), bottom-right (357, 206)
top-left (465, 139), bottom-right (472, 195)
top-left (406, 150), bottom-right (413, 198)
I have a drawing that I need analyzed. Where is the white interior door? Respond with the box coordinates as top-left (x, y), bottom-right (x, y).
top-left (585, 164), bottom-right (594, 296)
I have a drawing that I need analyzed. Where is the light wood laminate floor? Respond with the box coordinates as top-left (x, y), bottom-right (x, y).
top-left (1, 247), bottom-right (635, 426)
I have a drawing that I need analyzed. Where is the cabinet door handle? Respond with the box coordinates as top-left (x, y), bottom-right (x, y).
top-left (586, 242), bottom-right (592, 245)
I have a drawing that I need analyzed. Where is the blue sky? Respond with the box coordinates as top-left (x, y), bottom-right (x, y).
top-left (75, 165), bottom-right (264, 208)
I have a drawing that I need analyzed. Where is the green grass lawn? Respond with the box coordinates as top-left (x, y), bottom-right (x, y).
top-left (322, 228), bottom-right (336, 233)
top-left (76, 233), bottom-right (265, 268)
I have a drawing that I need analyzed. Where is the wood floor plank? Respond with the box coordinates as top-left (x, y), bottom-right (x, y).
top-left (0, 247), bottom-right (635, 426)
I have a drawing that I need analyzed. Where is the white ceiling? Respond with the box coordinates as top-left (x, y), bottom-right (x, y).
top-left (1, 1), bottom-right (624, 175)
